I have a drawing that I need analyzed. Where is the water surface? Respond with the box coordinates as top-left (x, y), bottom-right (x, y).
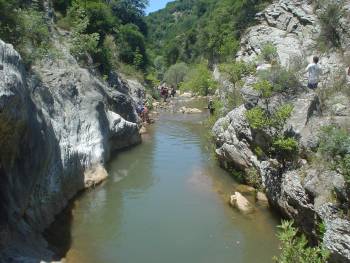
top-left (55, 107), bottom-right (280, 263)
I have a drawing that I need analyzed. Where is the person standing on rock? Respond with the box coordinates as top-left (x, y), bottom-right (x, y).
top-left (306, 56), bottom-right (322, 90)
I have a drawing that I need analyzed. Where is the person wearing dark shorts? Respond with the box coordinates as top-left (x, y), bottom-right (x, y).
top-left (306, 56), bottom-right (322, 90)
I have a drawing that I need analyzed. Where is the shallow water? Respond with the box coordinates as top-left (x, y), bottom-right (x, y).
top-left (50, 104), bottom-right (280, 263)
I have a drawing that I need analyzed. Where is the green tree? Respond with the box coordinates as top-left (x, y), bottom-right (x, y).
top-left (274, 221), bottom-right (330, 263)
top-left (164, 62), bottom-right (189, 88)
top-left (181, 63), bottom-right (218, 95)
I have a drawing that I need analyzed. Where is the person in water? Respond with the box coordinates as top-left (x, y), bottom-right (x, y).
top-left (208, 99), bottom-right (215, 115)
top-left (306, 56), bottom-right (322, 90)
top-left (170, 86), bottom-right (176, 98)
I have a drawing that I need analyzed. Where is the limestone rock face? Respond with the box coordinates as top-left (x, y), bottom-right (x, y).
top-left (0, 39), bottom-right (141, 262)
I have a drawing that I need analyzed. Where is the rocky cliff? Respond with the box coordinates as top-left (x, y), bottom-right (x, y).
top-left (213, 0), bottom-right (350, 262)
top-left (0, 37), bottom-right (143, 262)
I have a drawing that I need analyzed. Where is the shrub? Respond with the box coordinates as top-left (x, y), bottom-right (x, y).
top-left (318, 126), bottom-right (350, 181)
top-left (68, 2), bottom-right (100, 60)
top-left (219, 61), bottom-right (256, 84)
top-left (258, 66), bottom-right (300, 93)
top-left (164, 62), bottom-right (189, 88)
top-left (271, 104), bottom-right (294, 131)
top-left (259, 42), bottom-right (278, 64)
top-left (273, 136), bottom-right (299, 163)
top-left (245, 107), bottom-right (270, 130)
top-left (317, 1), bottom-right (344, 50)
top-left (181, 63), bottom-right (218, 95)
top-left (274, 220), bottom-right (330, 263)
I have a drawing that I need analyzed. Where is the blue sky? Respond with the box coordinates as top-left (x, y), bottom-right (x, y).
top-left (146, 0), bottom-right (174, 14)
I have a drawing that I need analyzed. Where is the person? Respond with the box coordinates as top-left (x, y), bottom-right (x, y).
top-left (208, 99), bottom-right (215, 115)
top-left (170, 86), bottom-right (176, 98)
top-left (306, 56), bottom-right (322, 90)
top-left (141, 105), bottom-right (150, 123)
top-left (136, 103), bottom-right (144, 117)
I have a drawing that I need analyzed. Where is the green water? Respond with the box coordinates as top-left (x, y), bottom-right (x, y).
top-left (56, 109), bottom-right (280, 263)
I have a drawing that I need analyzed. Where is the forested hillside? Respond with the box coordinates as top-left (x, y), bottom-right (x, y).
top-left (145, 0), bottom-right (271, 93)
top-left (0, 0), bottom-right (149, 74)
top-left (147, 0), bottom-right (271, 65)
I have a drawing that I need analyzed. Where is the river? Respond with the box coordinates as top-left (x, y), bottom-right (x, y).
top-left (46, 99), bottom-right (280, 263)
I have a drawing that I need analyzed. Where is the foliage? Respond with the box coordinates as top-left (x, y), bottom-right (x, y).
top-left (274, 220), bottom-right (330, 263)
top-left (246, 103), bottom-right (296, 162)
top-left (245, 107), bottom-right (270, 130)
top-left (317, 1), bottom-right (344, 51)
top-left (54, 0), bottom-right (148, 73)
top-left (146, 0), bottom-right (271, 67)
top-left (259, 42), bottom-right (278, 64)
top-left (318, 126), bottom-right (350, 181)
top-left (273, 137), bottom-right (299, 163)
top-left (253, 80), bottom-right (273, 99)
top-left (219, 61), bottom-right (256, 84)
top-left (180, 63), bottom-right (218, 95)
top-left (246, 168), bottom-right (262, 189)
top-left (12, 7), bottom-right (51, 65)
top-left (163, 62), bottom-right (189, 88)
top-left (68, 2), bottom-right (100, 60)
top-left (258, 66), bottom-right (301, 93)
top-left (271, 104), bottom-right (294, 130)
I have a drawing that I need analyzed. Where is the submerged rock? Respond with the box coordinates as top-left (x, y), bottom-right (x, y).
top-left (178, 106), bottom-right (202, 114)
top-left (230, 192), bottom-right (254, 213)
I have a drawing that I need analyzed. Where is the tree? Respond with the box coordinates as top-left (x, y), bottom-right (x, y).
top-left (163, 63), bottom-right (189, 88)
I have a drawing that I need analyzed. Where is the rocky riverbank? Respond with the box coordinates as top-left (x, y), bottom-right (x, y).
top-left (0, 36), bottom-right (144, 262)
top-left (213, 0), bottom-right (350, 262)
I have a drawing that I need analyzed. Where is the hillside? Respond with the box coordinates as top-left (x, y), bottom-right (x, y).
top-left (146, 0), bottom-right (271, 66)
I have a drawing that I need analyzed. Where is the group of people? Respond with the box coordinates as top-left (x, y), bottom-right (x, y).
top-left (159, 84), bottom-right (176, 102)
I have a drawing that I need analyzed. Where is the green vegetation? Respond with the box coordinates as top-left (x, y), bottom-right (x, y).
top-left (318, 126), bottom-right (350, 182)
top-left (0, 1), bottom-right (52, 66)
top-left (147, 0), bottom-right (271, 66)
top-left (180, 63), bottom-right (218, 95)
top-left (316, 1), bottom-right (344, 51)
top-left (258, 65), bottom-right (301, 93)
top-left (163, 62), bottom-right (189, 88)
top-left (274, 221), bottom-right (330, 263)
top-left (259, 42), bottom-right (278, 64)
top-left (245, 78), bottom-right (298, 163)
top-left (146, 0), bottom-right (271, 90)
top-left (219, 62), bottom-right (256, 85)
top-left (0, 0), bottom-right (149, 75)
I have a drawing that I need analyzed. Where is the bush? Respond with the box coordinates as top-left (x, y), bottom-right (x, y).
top-left (271, 104), bottom-right (294, 131)
top-left (219, 61), bottom-right (256, 84)
top-left (258, 66), bottom-right (300, 93)
top-left (273, 137), bottom-right (299, 163)
top-left (68, 2), bottom-right (100, 60)
top-left (318, 126), bottom-right (350, 181)
top-left (164, 62), bottom-right (189, 88)
top-left (274, 220), bottom-right (330, 263)
top-left (245, 107), bottom-right (270, 130)
top-left (317, 1), bottom-right (344, 50)
top-left (181, 63), bottom-right (218, 95)
top-left (259, 42), bottom-right (278, 64)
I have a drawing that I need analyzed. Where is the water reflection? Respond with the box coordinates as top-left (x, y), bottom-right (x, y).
top-left (47, 101), bottom-right (280, 263)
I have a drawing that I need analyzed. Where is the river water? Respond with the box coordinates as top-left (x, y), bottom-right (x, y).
top-left (48, 101), bottom-right (280, 263)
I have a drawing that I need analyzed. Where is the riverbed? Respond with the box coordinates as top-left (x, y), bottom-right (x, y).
top-left (47, 102), bottom-right (280, 263)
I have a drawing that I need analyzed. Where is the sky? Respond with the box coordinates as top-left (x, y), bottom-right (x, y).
top-left (146, 0), bottom-right (174, 14)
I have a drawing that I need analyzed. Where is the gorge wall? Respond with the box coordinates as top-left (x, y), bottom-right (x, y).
top-left (0, 37), bottom-right (143, 262)
top-left (213, 0), bottom-right (350, 262)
